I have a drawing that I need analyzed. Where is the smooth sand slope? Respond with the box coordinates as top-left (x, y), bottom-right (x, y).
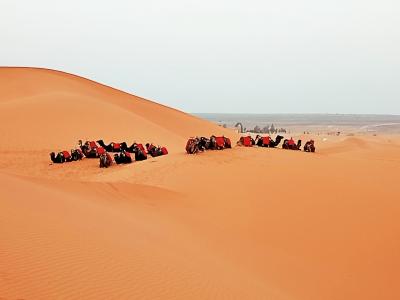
top-left (1, 67), bottom-right (400, 300)
top-left (0, 67), bottom-right (233, 152)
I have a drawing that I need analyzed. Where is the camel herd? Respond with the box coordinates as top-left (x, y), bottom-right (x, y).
top-left (186, 135), bottom-right (315, 154)
top-left (50, 140), bottom-right (168, 168)
top-left (239, 135), bottom-right (316, 152)
top-left (50, 135), bottom-right (316, 168)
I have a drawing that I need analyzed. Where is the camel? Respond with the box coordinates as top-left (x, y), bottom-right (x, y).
top-left (282, 138), bottom-right (302, 150)
top-left (133, 144), bottom-right (148, 161)
top-left (237, 136), bottom-right (254, 147)
top-left (209, 136), bottom-right (217, 149)
top-left (97, 140), bottom-right (112, 152)
top-left (50, 150), bottom-right (73, 163)
top-left (71, 149), bottom-right (84, 161)
top-left (187, 136), bottom-right (230, 153)
top-left (79, 140), bottom-right (99, 158)
top-left (199, 137), bottom-right (211, 150)
top-left (186, 137), bottom-right (218, 154)
top-left (146, 143), bottom-right (168, 157)
top-left (114, 151), bottom-right (132, 164)
top-left (304, 140), bottom-right (316, 152)
top-left (99, 152), bottom-right (113, 168)
top-left (123, 143), bottom-right (148, 160)
top-left (120, 142), bottom-right (129, 152)
top-left (50, 152), bottom-right (65, 163)
top-left (269, 135), bottom-right (284, 148)
top-left (97, 140), bottom-right (122, 152)
top-left (256, 135), bottom-right (284, 148)
top-left (186, 137), bottom-right (200, 154)
top-left (210, 136), bottom-right (228, 150)
top-left (120, 142), bottom-right (146, 155)
top-left (119, 142), bottom-right (134, 153)
top-left (224, 137), bottom-right (232, 148)
top-left (255, 135), bottom-right (271, 147)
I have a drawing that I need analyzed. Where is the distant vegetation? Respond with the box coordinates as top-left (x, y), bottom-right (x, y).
top-left (219, 122), bottom-right (287, 134)
top-left (248, 124), bottom-right (287, 134)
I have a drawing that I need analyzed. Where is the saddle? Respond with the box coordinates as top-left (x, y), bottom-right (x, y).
top-left (97, 147), bottom-right (106, 155)
top-left (214, 136), bottom-right (225, 149)
top-left (89, 141), bottom-right (98, 149)
top-left (262, 136), bottom-right (271, 146)
top-left (62, 150), bottom-right (71, 160)
top-left (112, 142), bottom-right (121, 152)
top-left (240, 136), bottom-right (252, 147)
top-left (161, 147), bottom-right (168, 155)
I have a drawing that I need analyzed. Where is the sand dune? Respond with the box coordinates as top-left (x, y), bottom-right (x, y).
top-left (1, 67), bottom-right (400, 300)
top-left (0, 67), bottom-right (234, 152)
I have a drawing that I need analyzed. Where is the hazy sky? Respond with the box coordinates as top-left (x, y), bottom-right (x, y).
top-left (1, 0), bottom-right (399, 114)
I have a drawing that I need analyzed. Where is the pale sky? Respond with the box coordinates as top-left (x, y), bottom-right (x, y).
top-left (1, 0), bottom-right (399, 114)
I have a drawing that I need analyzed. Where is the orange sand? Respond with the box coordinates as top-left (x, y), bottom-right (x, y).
top-left (1, 67), bottom-right (399, 300)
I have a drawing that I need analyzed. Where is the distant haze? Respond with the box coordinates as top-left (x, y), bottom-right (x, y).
top-left (1, 0), bottom-right (399, 114)
top-left (196, 113), bottom-right (400, 133)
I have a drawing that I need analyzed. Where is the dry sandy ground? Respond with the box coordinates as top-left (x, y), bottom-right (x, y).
top-left (1, 68), bottom-right (400, 300)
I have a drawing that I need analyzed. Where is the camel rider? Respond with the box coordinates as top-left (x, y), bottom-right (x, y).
top-left (288, 137), bottom-right (295, 146)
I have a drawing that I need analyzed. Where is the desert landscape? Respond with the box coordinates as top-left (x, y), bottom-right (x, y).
top-left (1, 67), bottom-right (399, 299)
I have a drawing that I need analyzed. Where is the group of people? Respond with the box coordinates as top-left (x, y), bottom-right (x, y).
top-left (50, 140), bottom-right (169, 168)
top-left (185, 135), bottom-right (232, 154)
top-left (237, 135), bottom-right (315, 152)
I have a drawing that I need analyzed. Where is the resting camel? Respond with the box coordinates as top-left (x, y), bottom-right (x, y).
top-left (120, 142), bottom-right (130, 152)
top-left (237, 136), bottom-right (254, 147)
top-left (255, 135), bottom-right (284, 148)
top-left (210, 135), bottom-right (227, 150)
top-left (71, 149), bottom-right (84, 161)
top-left (99, 152), bottom-right (113, 168)
top-left (79, 140), bottom-right (99, 158)
top-left (97, 140), bottom-right (122, 152)
top-left (255, 135), bottom-right (271, 147)
top-left (146, 143), bottom-right (168, 157)
top-left (50, 148), bottom-right (84, 163)
top-left (224, 137), bottom-right (232, 148)
top-left (186, 137), bottom-right (200, 154)
top-left (114, 151), bottom-right (132, 164)
top-left (282, 139), bottom-right (302, 150)
top-left (304, 140), bottom-right (316, 152)
top-left (50, 151), bottom-right (68, 163)
top-left (119, 142), bottom-right (144, 154)
top-left (199, 137), bottom-right (211, 150)
top-left (269, 135), bottom-right (284, 147)
top-left (125, 143), bottom-right (147, 160)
